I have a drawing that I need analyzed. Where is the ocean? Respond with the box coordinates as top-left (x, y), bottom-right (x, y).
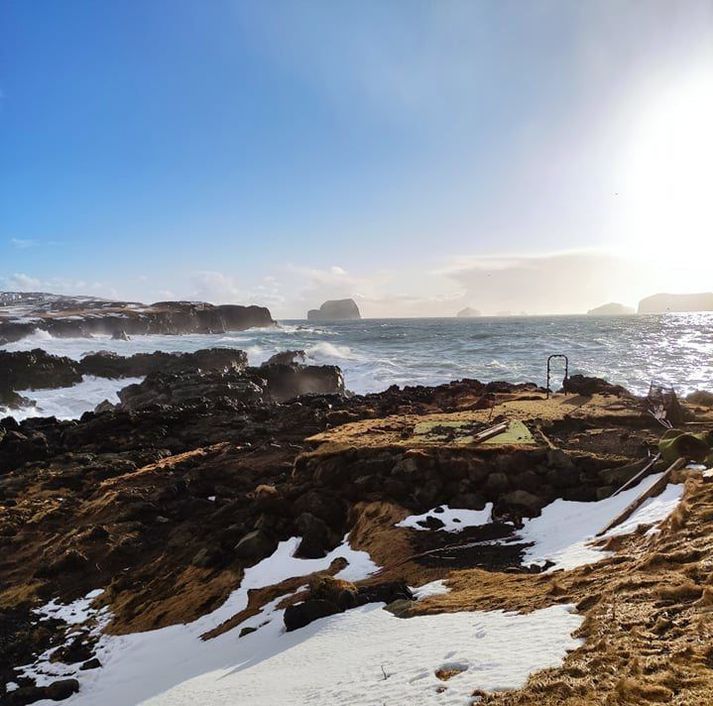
top-left (3, 313), bottom-right (712, 420)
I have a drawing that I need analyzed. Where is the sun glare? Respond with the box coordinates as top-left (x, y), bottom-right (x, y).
top-left (619, 70), bottom-right (713, 271)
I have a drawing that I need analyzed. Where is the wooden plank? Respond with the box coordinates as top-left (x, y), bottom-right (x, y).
top-left (471, 421), bottom-right (508, 445)
top-left (596, 457), bottom-right (686, 537)
top-left (611, 453), bottom-right (662, 497)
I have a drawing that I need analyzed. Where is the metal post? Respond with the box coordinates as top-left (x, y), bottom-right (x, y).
top-left (546, 354), bottom-right (569, 399)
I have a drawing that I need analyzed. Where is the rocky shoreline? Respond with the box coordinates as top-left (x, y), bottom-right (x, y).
top-left (2, 336), bottom-right (713, 704)
top-left (0, 292), bottom-right (274, 345)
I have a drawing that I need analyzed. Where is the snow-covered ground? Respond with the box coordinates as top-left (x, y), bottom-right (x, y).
top-left (397, 472), bottom-right (684, 572)
top-left (23, 475), bottom-right (684, 705)
top-left (25, 535), bottom-right (582, 706)
top-left (142, 603), bottom-right (582, 706)
top-left (27, 537), bottom-right (378, 706)
top-left (517, 473), bottom-right (683, 570)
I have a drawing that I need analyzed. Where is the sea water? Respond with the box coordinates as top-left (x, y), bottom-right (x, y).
top-left (2, 313), bottom-right (712, 419)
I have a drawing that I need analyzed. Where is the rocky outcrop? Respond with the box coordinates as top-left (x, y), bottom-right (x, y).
top-left (638, 292), bottom-right (713, 314)
top-left (456, 307), bottom-right (481, 318)
top-left (307, 299), bottom-right (361, 322)
top-left (587, 302), bottom-right (635, 316)
top-left (0, 350), bottom-right (83, 408)
top-left (283, 577), bottom-right (412, 631)
top-left (0, 291), bottom-right (275, 344)
top-left (79, 348), bottom-right (247, 378)
top-left (116, 361), bottom-right (345, 411)
top-left (561, 375), bottom-right (630, 397)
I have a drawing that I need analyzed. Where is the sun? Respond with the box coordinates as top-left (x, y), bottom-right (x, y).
top-left (617, 69), bottom-right (713, 278)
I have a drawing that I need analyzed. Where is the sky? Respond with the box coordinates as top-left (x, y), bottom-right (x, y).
top-left (1, 0), bottom-right (712, 318)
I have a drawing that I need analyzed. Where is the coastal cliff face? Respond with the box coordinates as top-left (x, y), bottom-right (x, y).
top-left (0, 292), bottom-right (274, 344)
top-left (638, 292), bottom-right (713, 314)
top-left (307, 298), bottom-right (361, 321)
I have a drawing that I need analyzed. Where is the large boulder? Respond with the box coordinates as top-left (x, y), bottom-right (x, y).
top-left (234, 530), bottom-right (277, 561)
top-left (307, 299), bottom-right (361, 322)
top-left (561, 375), bottom-right (629, 397)
top-left (283, 599), bottom-right (340, 632)
top-left (255, 363), bottom-right (345, 402)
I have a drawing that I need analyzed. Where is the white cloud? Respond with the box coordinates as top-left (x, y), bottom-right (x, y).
top-left (10, 238), bottom-right (38, 249)
top-left (190, 271), bottom-right (242, 303)
top-left (0, 273), bottom-right (117, 299)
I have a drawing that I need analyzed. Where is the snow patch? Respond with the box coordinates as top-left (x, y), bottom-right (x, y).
top-left (29, 536), bottom-right (377, 706)
top-left (141, 603), bottom-right (583, 706)
top-left (517, 473), bottom-right (684, 571)
top-left (411, 580), bottom-right (450, 600)
top-left (397, 504), bottom-right (494, 532)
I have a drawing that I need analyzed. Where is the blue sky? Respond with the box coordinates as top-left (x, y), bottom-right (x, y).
top-left (2, 0), bottom-right (712, 316)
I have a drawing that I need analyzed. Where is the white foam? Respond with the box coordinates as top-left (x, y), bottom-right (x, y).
top-left (2, 376), bottom-right (143, 421)
top-left (305, 341), bottom-right (356, 360)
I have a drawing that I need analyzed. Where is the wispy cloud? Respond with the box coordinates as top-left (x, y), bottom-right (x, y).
top-left (0, 272), bottom-right (117, 298)
top-left (10, 238), bottom-right (38, 249)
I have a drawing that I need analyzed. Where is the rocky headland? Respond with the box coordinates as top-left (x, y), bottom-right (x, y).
top-left (0, 292), bottom-right (274, 345)
top-left (586, 302), bottom-right (635, 315)
top-left (638, 292), bottom-right (713, 314)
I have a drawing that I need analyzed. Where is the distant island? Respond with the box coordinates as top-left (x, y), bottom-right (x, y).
top-left (638, 292), bottom-right (713, 314)
top-left (456, 307), bottom-right (481, 318)
top-left (587, 302), bottom-right (635, 316)
top-left (307, 298), bottom-right (361, 321)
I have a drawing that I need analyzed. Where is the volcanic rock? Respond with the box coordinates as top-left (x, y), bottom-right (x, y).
top-left (79, 348), bottom-right (247, 378)
top-left (561, 375), bottom-right (629, 397)
top-left (0, 349), bottom-right (82, 393)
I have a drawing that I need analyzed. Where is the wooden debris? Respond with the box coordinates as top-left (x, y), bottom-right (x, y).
top-left (470, 421), bottom-right (508, 446)
top-left (596, 457), bottom-right (686, 536)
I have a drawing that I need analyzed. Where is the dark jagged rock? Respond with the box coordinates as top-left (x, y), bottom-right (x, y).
top-left (253, 363), bottom-right (345, 402)
top-left (561, 375), bottom-right (629, 397)
top-left (0, 350), bottom-right (83, 397)
top-left (6, 678), bottom-right (79, 704)
top-left (117, 371), bottom-right (267, 411)
top-left (295, 512), bottom-right (339, 558)
top-left (79, 348), bottom-right (247, 378)
top-left (116, 361), bottom-right (344, 411)
top-left (307, 298), bottom-right (361, 322)
top-left (687, 390), bottom-right (713, 408)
